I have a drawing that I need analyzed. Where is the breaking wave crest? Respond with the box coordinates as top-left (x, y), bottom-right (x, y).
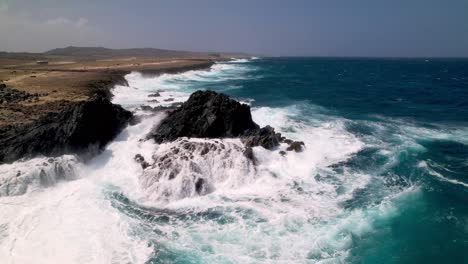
top-left (1, 58), bottom-right (454, 263)
top-left (0, 155), bottom-right (81, 197)
top-left (140, 138), bottom-right (255, 203)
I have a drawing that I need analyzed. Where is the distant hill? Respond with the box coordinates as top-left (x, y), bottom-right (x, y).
top-left (44, 46), bottom-right (206, 58)
top-left (0, 46), bottom-right (250, 62)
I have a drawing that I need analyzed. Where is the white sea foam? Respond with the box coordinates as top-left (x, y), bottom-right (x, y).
top-left (418, 161), bottom-right (468, 188)
top-left (228, 58), bottom-right (250, 63)
top-left (0, 60), bottom-right (412, 263)
top-left (0, 115), bottom-right (162, 263)
top-left (113, 62), bottom-right (385, 262)
top-left (140, 138), bottom-right (256, 203)
top-left (0, 155), bottom-right (81, 197)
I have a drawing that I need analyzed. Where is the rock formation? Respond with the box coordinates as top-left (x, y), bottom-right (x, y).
top-left (140, 90), bottom-right (305, 200)
top-left (148, 90), bottom-right (260, 143)
top-left (147, 90), bottom-right (304, 152)
top-left (0, 95), bottom-right (132, 163)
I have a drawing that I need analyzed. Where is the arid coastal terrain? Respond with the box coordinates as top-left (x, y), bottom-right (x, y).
top-left (0, 47), bottom-right (246, 163)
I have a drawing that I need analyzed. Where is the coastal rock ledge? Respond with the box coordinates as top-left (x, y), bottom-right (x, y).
top-left (0, 96), bottom-right (132, 163)
top-left (147, 90), bottom-right (304, 152)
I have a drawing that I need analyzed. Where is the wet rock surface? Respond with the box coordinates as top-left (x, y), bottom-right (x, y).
top-left (147, 90), bottom-right (305, 152)
top-left (286, 141), bottom-right (305, 152)
top-left (0, 96), bottom-right (132, 163)
top-left (139, 91), bottom-right (307, 200)
top-left (148, 92), bottom-right (161, 97)
top-left (147, 90), bottom-right (259, 142)
top-left (140, 138), bottom-right (254, 201)
top-left (240, 125), bottom-right (282, 150)
top-left (0, 84), bottom-right (46, 104)
top-left (134, 154), bottom-right (150, 169)
top-left (139, 104), bottom-right (181, 113)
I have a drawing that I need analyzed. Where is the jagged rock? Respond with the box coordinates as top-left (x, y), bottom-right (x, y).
top-left (148, 92), bottom-right (161, 97)
top-left (169, 102), bottom-right (183, 108)
top-left (0, 96), bottom-right (132, 163)
top-left (243, 147), bottom-right (256, 164)
top-left (140, 105), bottom-right (177, 112)
top-left (195, 178), bottom-right (205, 194)
top-left (140, 105), bottom-right (154, 111)
top-left (163, 98), bottom-right (174, 102)
top-left (286, 141), bottom-right (305, 152)
top-left (147, 90), bottom-right (304, 152)
top-left (279, 150), bottom-right (286, 156)
top-left (240, 125), bottom-right (282, 150)
top-left (134, 154), bottom-right (150, 169)
top-left (148, 90), bottom-right (259, 143)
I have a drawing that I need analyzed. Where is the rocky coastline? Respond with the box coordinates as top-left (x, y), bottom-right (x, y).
top-left (0, 95), bottom-right (132, 163)
top-left (0, 61), bottom-right (216, 164)
top-left (0, 62), bottom-right (302, 170)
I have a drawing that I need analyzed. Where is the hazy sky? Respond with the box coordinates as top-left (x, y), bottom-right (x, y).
top-left (1, 0), bottom-right (468, 57)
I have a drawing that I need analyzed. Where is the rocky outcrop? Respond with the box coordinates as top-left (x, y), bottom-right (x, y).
top-left (286, 141), bottom-right (305, 152)
top-left (134, 154), bottom-right (150, 169)
top-left (147, 90), bottom-right (305, 153)
top-left (148, 92), bottom-right (161, 97)
top-left (0, 96), bottom-right (132, 163)
top-left (241, 125), bottom-right (282, 150)
top-left (138, 91), bottom-right (306, 200)
top-left (148, 90), bottom-right (259, 143)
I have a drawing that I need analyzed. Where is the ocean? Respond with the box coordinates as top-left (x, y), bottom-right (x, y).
top-left (0, 57), bottom-right (467, 263)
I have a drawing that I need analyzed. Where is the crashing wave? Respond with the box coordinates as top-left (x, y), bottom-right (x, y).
top-left (140, 138), bottom-right (255, 202)
top-left (0, 155), bottom-right (81, 196)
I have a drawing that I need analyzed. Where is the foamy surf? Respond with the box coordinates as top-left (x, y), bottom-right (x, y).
top-left (0, 59), bottom-right (434, 263)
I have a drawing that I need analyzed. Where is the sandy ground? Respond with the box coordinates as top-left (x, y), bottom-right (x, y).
top-left (0, 57), bottom-right (217, 129)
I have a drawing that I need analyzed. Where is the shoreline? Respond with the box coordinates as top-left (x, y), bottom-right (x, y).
top-left (0, 59), bottom-right (216, 128)
top-left (0, 58), bottom-right (218, 163)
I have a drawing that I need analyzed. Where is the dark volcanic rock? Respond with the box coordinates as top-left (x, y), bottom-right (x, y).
top-left (140, 105), bottom-right (154, 111)
top-left (243, 147), bottom-right (257, 164)
top-left (0, 96), bottom-right (132, 163)
top-left (147, 90), bottom-right (305, 153)
top-left (241, 125), bottom-right (282, 150)
top-left (140, 104), bottom-right (178, 112)
top-left (286, 141), bottom-right (305, 152)
top-left (148, 90), bottom-right (259, 143)
top-left (134, 154), bottom-right (150, 169)
top-left (148, 92), bottom-right (161, 97)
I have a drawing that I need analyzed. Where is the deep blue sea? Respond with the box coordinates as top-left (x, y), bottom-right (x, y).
top-left (1, 57), bottom-right (467, 263)
top-left (153, 57), bottom-right (468, 263)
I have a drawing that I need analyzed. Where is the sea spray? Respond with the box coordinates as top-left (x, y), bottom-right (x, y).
top-left (141, 138), bottom-right (255, 202)
top-left (1, 58), bottom-right (466, 263)
top-left (0, 155), bottom-right (81, 196)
